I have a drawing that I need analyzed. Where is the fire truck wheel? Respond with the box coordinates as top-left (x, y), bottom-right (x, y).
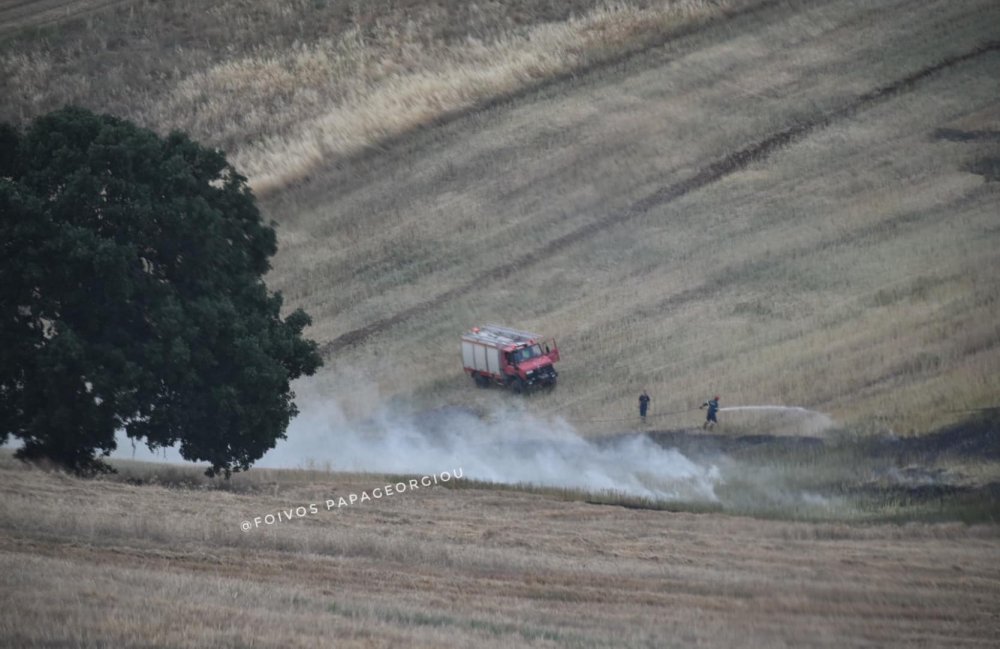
top-left (474, 373), bottom-right (490, 388)
top-left (511, 378), bottom-right (527, 394)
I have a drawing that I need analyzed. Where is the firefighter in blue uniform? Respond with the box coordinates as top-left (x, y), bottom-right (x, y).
top-left (638, 390), bottom-right (651, 422)
top-left (700, 395), bottom-right (720, 429)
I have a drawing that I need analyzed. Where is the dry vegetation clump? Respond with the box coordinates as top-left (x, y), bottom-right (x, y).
top-left (1, 0), bottom-right (742, 193)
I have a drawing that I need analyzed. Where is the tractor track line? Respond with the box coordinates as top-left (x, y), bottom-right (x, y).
top-left (321, 41), bottom-right (1000, 355)
top-left (0, 0), bottom-right (127, 36)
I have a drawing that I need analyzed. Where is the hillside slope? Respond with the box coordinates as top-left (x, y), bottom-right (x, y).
top-left (2, 4), bottom-right (999, 647)
top-left (3, 0), bottom-right (998, 434)
top-left (265, 0), bottom-right (1000, 433)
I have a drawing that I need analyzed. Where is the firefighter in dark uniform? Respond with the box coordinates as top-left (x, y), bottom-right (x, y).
top-left (701, 395), bottom-right (720, 429)
top-left (638, 390), bottom-right (651, 422)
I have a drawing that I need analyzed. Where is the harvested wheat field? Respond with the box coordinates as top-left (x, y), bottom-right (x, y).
top-left (1, 453), bottom-right (999, 648)
top-left (3, 0), bottom-right (1000, 646)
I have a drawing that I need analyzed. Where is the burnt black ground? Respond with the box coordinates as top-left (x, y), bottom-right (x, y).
top-left (630, 414), bottom-right (1000, 520)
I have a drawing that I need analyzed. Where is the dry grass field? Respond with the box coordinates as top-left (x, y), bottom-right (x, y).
top-left (3, 0), bottom-right (1000, 646)
top-left (0, 0), bottom-right (743, 192)
top-left (258, 0), bottom-right (1000, 435)
top-left (3, 0), bottom-right (997, 432)
top-left (1, 453), bottom-right (999, 648)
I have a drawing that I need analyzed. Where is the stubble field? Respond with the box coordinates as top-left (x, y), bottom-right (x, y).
top-left (2, 0), bottom-right (1000, 646)
top-left (2, 453), bottom-right (999, 648)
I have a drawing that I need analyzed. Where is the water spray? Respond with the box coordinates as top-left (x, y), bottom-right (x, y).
top-left (717, 405), bottom-right (834, 433)
top-left (719, 405), bottom-right (827, 416)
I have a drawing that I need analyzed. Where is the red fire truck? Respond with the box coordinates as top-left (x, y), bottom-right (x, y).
top-left (461, 324), bottom-right (559, 393)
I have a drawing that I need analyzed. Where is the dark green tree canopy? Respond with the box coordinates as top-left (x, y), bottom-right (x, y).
top-left (1, 107), bottom-right (322, 476)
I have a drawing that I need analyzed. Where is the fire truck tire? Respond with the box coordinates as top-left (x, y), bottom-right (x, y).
top-left (510, 378), bottom-right (527, 394)
top-left (474, 373), bottom-right (490, 388)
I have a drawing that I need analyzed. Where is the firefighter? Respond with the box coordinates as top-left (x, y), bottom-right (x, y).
top-left (639, 390), bottom-right (651, 422)
top-left (700, 395), bottom-right (720, 429)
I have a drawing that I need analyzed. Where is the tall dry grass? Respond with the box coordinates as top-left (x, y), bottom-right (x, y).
top-left (1, 0), bottom-right (739, 194)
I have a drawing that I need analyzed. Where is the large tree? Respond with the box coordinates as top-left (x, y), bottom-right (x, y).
top-left (0, 107), bottom-right (322, 476)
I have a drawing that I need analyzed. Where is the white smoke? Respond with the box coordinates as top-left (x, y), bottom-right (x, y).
top-left (259, 397), bottom-right (720, 502)
top-left (101, 381), bottom-right (720, 502)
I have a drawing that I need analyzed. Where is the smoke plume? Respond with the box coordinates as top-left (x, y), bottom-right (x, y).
top-left (258, 397), bottom-right (720, 502)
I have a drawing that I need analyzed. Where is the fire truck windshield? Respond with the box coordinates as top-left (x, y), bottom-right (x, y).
top-left (513, 345), bottom-right (543, 363)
